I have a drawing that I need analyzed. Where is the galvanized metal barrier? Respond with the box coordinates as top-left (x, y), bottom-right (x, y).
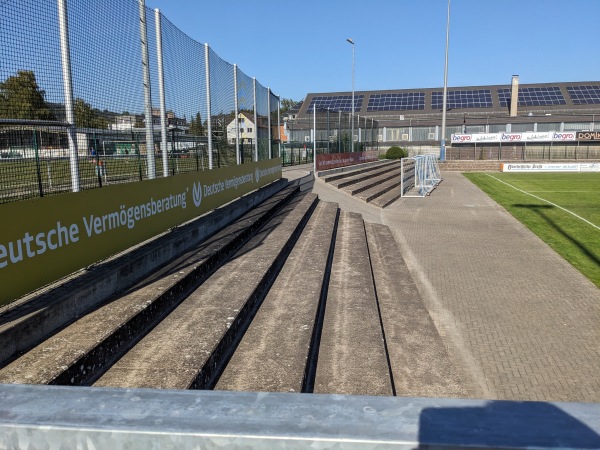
top-left (1, 384), bottom-right (599, 449)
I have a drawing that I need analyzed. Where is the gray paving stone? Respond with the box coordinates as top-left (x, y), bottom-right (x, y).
top-left (381, 172), bottom-right (600, 402)
top-left (365, 222), bottom-right (467, 398)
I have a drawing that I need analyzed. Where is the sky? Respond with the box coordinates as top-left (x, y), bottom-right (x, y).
top-left (145, 0), bottom-right (600, 103)
top-left (146, 0), bottom-right (600, 100)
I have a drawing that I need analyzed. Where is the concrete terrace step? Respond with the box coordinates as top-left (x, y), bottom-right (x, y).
top-left (319, 160), bottom-right (396, 184)
top-left (93, 193), bottom-right (318, 390)
top-left (0, 185), bottom-right (300, 385)
top-left (341, 167), bottom-right (399, 196)
top-left (365, 223), bottom-right (466, 398)
top-left (0, 184), bottom-right (460, 398)
top-left (215, 201), bottom-right (339, 393)
top-left (370, 185), bottom-right (402, 208)
top-left (353, 175), bottom-right (400, 203)
top-left (319, 160), bottom-right (403, 209)
top-left (327, 161), bottom-right (400, 189)
top-left (314, 211), bottom-right (393, 396)
top-left (0, 178), bottom-right (289, 366)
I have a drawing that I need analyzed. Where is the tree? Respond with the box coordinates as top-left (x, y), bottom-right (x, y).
top-left (0, 70), bottom-right (55, 120)
top-left (74, 98), bottom-right (108, 129)
top-left (188, 112), bottom-right (204, 136)
top-left (280, 98), bottom-right (299, 114)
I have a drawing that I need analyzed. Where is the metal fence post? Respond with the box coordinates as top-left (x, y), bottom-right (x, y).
top-left (33, 130), bottom-right (44, 197)
top-left (277, 99), bottom-right (281, 158)
top-left (205, 43), bottom-right (213, 170)
top-left (267, 88), bottom-right (272, 159)
top-left (313, 107), bottom-right (317, 173)
top-left (57, 0), bottom-right (80, 192)
top-left (139, 0), bottom-right (155, 179)
top-left (234, 64), bottom-right (240, 165)
top-left (327, 109), bottom-right (330, 153)
top-left (253, 77), bottom-right (258, 162)
top-left (155, 8), bottom-right (169, 176)
top-left (135, 133), bottom-right (143, 181)
top-left (338, 110), bottom-right (341, 152)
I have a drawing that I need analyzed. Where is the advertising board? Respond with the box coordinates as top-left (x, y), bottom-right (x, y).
top-left (577, 131), bottom-right (600, 141)
top-left (0, 159), bottom-right (282, 305)
top-left (452, 131), bottom-right (580, 143)
top-left (316, 150), bottom-right (379, 171)
top-left (501, 162), bottom-right (600, 172)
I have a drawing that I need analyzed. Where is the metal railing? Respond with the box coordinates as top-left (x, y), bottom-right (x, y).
top-left (0, 384), bottom-right (599, 449)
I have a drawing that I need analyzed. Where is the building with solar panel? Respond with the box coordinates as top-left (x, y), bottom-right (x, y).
top-left (287, 77), bottom-right (600, 159)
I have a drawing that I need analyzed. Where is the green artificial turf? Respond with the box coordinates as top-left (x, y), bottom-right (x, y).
top-left (464, 172), bottom-right (600, 288)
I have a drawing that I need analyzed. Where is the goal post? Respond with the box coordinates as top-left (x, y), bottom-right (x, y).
top-left (400, 154), bottom-right (442, 198)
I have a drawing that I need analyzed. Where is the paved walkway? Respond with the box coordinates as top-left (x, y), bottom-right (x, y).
top-left (381, 173), bottom-right (600, 402)
top-left (287, 164), bottom-right (600, 402)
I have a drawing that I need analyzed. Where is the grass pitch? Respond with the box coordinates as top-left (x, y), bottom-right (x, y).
top-left (464, 172), bottom-right (600, 288)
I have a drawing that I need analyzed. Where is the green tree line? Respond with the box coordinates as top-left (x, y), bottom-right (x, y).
top-left (1, 71), bottom-right (299, 132)
top-left (0, 70), bottom-right (109, 128)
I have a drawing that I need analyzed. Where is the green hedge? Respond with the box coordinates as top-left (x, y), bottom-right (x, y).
top-left (385, 146), bottom-right (407, 159)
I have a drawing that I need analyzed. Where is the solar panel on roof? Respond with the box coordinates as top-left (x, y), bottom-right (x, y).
top-left (498, 87), bottom-right (566, 107)
top-left (567, 85), bottom-right (600, 104)
top-left (432, 90), bottom-right (493, 109)
top-left (307, 94), bottom-right (364, 113)
top-left (367, 92), bottom-right (425, 111)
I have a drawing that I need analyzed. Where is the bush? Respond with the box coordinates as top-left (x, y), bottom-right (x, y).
top-left (385, 146), bottom-right (407, 159)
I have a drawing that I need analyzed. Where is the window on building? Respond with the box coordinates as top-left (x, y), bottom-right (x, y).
top-left (247, 128), bottom-right (253, 133)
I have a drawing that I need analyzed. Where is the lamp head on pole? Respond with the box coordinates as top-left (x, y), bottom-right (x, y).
top-left (346, 38), bottom-right (354, 45)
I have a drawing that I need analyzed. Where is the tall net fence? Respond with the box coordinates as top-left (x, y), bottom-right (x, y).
top-left (0, 0), bottom-right (64, 122)
top-left (283, 108), bottom-right (380, 165)
top-left (236, 69), bottom-right (256, 164)
top-left (208, 48), bottom-right (236, 169)
top-left (270, 90), bottom-right (280, 160)
top-left (0, 0), bottom-right (280, 204)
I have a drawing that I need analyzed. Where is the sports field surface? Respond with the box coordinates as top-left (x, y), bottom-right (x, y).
top-left (464, 172), bottom-right (600, 288)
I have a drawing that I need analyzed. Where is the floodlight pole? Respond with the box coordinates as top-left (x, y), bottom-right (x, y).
top-left (347, 38), bottom-right (355, 153)
top-left (440, 0), bottom-right (450, 161)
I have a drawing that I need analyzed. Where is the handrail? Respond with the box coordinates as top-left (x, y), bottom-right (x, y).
top-left (0, 384), bottom-right (598, 449)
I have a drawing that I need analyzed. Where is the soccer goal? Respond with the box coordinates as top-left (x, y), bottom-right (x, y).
top-left (400, 154), bottom-right (442, 197)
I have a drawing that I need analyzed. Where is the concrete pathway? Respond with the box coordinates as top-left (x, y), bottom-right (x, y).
top-left (294, 164), bottom-right (600, 402)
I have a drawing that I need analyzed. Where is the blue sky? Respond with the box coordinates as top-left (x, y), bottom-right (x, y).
top-left (146, 0), bottom-right (600, 103)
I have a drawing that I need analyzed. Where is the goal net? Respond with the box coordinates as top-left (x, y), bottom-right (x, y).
top-left (400, 154), bottom-right (442, 197)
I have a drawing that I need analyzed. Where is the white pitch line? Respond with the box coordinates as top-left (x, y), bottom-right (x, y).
top-left (528, 191), bottom-right (592, 193)
top-left (485, 174), bottom-right (600, 231)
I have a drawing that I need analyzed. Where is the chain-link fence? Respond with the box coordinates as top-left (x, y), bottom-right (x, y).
top-left (0, 0), bottom-right (280, 204)
top-left (284, 108), bottom-right (380, 162)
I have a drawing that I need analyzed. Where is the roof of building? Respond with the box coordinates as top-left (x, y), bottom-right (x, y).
top-left (297, 81), bottom-right (600, 126)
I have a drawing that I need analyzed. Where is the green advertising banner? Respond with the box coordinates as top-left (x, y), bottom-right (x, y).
top-left (0, 159), bottom-right (282, 306)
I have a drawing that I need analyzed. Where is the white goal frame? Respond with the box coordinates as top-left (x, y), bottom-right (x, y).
top-left (400, 154), bottom-right (442, 198)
